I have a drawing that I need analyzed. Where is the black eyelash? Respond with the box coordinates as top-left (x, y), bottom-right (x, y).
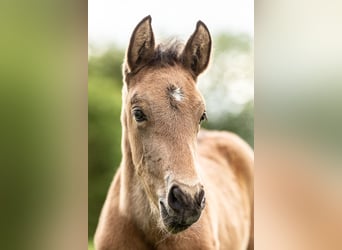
top-left (133, 109), bottom-right (147, 122)
top-left (200, 111), bottom-right (207, 124)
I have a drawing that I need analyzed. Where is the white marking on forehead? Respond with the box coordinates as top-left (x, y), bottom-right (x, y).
top-left (171, 87), bottom-right (183, 101)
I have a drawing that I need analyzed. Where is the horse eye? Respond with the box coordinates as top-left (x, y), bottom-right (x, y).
top-left (133, 109), bottom-right (146, 122)
top-left (200, 111), bottom-right (207, 124)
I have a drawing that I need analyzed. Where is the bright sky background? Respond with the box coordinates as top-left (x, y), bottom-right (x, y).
top-left (89, 0), bottom-right (254, 48)
top-left (89, 0), bottom-right (254, 115)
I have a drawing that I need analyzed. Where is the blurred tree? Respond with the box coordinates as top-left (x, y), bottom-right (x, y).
top-left (88, 48), bottom-right (123, 238)
top-left (215, 33), bottom-right (251, 52)
top-left (203, 100), bottom-right (254, 146)
top-left (88, 46), bottom-right (124, 86)
top-left (200, 33), bottom-right (254, 147)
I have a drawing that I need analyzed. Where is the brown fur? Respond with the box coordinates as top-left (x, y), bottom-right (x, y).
top-left (95, 16), bottom-right (254, 250)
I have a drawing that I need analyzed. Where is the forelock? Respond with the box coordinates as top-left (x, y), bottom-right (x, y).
top-left (124, 39), bottom-right (185, 78)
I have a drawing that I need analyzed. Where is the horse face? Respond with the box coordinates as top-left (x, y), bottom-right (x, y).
top-left (123, 15), bottom-right (211, 233)
top-left (124, 66), bottom-right (206, 233)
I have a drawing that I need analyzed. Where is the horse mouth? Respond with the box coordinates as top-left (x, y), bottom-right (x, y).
top-left (159, 201), bottom-right (196, 234)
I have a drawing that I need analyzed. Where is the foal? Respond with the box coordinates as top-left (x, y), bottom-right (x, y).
top-left (95, 16), bottom-right (254, 250)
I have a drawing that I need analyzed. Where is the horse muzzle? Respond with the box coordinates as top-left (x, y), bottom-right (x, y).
top-left (159, 185), bottom-right (205, 233)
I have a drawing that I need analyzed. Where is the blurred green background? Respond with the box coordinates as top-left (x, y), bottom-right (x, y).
top-left (88, 33), bottom-right (254, 240)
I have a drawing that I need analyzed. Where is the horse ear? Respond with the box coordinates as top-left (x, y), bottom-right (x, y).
top-left (182, 21), bottom-right (211, 77)
top-left (126, 15), bottom-right (155, 72)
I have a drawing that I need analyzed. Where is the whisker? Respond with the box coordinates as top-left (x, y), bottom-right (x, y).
top-left (155, 232), bottom-right (172, 246)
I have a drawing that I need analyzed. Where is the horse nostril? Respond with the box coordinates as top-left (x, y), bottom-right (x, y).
top-left (168, 185), bottom-right (187, 211)
top-left (196, 189), bottom-right (205, 208)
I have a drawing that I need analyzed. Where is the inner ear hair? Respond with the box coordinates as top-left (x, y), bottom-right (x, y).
top-left (126, 15), bottom-right (155, 73)
top-left (182, 21), bottom-right (212, 78)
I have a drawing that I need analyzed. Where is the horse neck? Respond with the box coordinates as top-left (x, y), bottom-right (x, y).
top-left (119, 113), bottom-right (163, 243)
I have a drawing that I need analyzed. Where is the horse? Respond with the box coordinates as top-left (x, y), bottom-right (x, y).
top-left (94, 15), bottom-right (254, 250)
